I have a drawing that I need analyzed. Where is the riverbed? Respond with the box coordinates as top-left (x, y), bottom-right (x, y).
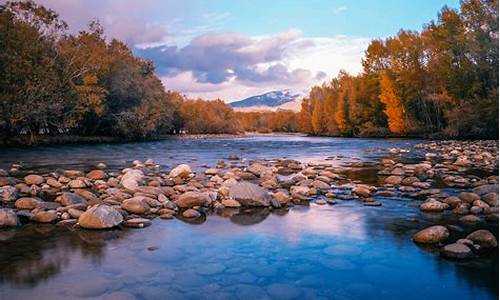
top-left (0, 135), bottom-right (498, 300)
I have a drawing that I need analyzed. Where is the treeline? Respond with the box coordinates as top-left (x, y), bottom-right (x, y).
top-left (298, 0), bottom-right (498, 139)
top-left (0, 1), bottom-right (298, 144)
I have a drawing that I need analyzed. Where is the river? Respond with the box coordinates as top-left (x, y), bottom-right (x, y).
top-left (0, 135), bottom-right (498, 300)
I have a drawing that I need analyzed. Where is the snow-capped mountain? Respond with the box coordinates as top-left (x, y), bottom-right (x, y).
top-left (229, 90), bottom-right (303, 112)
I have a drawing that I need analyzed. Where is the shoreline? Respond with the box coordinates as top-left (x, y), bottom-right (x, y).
top-left (0, 140), bottom-right (498, 262)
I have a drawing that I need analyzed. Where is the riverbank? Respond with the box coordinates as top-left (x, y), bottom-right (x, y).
top-left (0, 139), bottom-right (498, 262)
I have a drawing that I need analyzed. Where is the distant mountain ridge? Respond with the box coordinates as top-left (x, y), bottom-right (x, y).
top-left (229, 90), bottom-right (303, 112)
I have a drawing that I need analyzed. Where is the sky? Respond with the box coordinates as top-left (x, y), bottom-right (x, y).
top-left (32, 0), bottom-right (460, 101)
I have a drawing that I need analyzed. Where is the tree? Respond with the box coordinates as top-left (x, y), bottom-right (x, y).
top-left (379, 72), bottom-right (406, 134)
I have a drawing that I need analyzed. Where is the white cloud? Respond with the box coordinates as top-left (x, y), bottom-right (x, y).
top-left (332, 5), bottom-right (348, 15)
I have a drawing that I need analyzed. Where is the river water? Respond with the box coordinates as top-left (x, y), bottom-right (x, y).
top-left (0, 136), bottom-right (498, 300)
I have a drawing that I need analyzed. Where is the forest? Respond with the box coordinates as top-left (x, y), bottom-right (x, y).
top-left (298, 0), bottom-right (498, 139)
top-left (0, 0), bottom-right (498, 144)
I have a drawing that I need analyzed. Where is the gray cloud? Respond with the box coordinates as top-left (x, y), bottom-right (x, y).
top-left (137, 30), bottom-right (318, 85)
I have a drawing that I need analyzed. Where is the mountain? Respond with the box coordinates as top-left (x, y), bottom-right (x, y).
top-left (229, 90), bottom-right (303, 112)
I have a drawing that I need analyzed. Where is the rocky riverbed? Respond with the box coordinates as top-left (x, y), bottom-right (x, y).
top-left (0, 139), bottom-right (498, 263)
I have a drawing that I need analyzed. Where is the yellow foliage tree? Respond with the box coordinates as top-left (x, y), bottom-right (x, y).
top-left (311, 98), bottom-right (323, 134)
top-left (379, 73), bottom-right (406, 133)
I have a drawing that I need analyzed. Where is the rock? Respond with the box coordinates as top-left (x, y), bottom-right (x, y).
top-left (68, 208), bottom-right (84, 219)
top-left (459, 214), bottom-right (481, 223)
top-left (31, 210), bottom-right (58, 223)
top-left (169, 164), bottom-right (192, 178)
top-left (120, 169), bottom-right (144, 191)
top-left (273, 191), bottom-right (290, 205)
top-left (68, 179), bottom-right (87, 189)
top-left (59, 192), bottom-right (87, 206)
top-left (46, 178), bottom-right (62, 188)
top-left (270, 198), bottom-right (281, 208)
top-left (466, 229), bottom-right (498, 248)
top-left (15, 197), bottom-right (42, 210)
top-left (452, 204), bottom-right (470, 215)
top-left (24, 174), bottom-right (44, 185)
top-left (121, 197), bottom-right (150, 214)
top-left (78, 205), bottom-right (123, 229)
top-left (0, 209), bottom-right (19, 227)
top-left (364, 201), bottom-right (382, 206)
top-left (312, 180), bottom-right (330, 190)
top-left (1, 186), bottom-right (18, 201)
top-left (352, 186), bottom-right (371, 197)
top-left (443, 196), bottom-right (462, 208)
top-left (458, 192), bottom-right (480, 203)
top-left (123, 217), bottom-right (152, 228)
top-left (205, 168), bottom-right (219, 175)
top-left (247, 163), bottom-right (272, 177)
top-left (482, 193), bottom-right (498, 207)
top-left (221, 199), bottom-right (241, 208)
top-left (87, 170), bottom-right (106, 180)
top-left (316, 199), bottom-right (327, 205)
top-left (135, 186), bottom-right (163, 196)
top-left (96, 162), bottom-right (107, 169)
top-left (228, 181), bottom-right (270, 206)
top-left (420, 199), bottom-right (449, 212)
top-left (385, 176), bottom-right (402, 185)
top-left (159, 213), bottom-right (174, 219)
top-left (413, 225), bottom-right (449, 244)
top-left (441, 243), bottom-right (473, 259)
top-left (175, 191), bottom-right (211, 209)
top-left (182, 209), bottom-right (201, 218)
top-left (473, 184), bottom-right (498, 196)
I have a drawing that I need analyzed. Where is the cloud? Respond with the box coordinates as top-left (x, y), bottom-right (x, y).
top-left (156, 34), bottom-right (371, 101)
top-left (332, 5), bottom-right (348, 15)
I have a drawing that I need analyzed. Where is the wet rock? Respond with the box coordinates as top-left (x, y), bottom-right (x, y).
top-left (482, 193), bottom-right (498, 207)
top-left (68, 179), bottom-right (87, 189)
top-left (1, 186), bottom-right (18, 201)
top-left (0, 209), bottom-right (19, 227)
top-left (120, 169), bottom-right (144, 191)
top-left (316, 199), bottom-right (327, 205)
top-left (443, 196), bottom-right (462, 208)
top-left (352, 186), bottom-right (371, 197)
top-left (121, 197), bottom-right (150, 214)
top-left (385, 176), bottom-right (402, 185)
top-left (458, 192), bottom-right (480, 204)
top-left (175, 191), bottom-right (211, 209)
top-left (15, 197), bottom-right (43, 209)
top-left (46, 177), bottom-right (62, 188)
top-left (441, 243), bottom-right (473, 259)
top-left (24, 174), bottom-right (44, 185)
top-left (169, 164), bottom-right (192, 178)
top-left (68, 208), bottom-right (84, 219)
top-left (459, 214), bottom-right (481, 223)
top-left (473, 184), bottom-right (498, 196)
top-left (123, 217), bottom-right (152, 228)
top-left (31, 210), bottom-right (58, 223)
top-left (78, 205), bottom-right (123, 229)
top-left (273, 191), bottom-right (290, 205)
top-left (87, 170), bottom-right (106, 180)
top-left (246, 163), bottom-right (272, 177)
top-left (466, 229), bottom-right (498, 248)
top-left (420, 199), bottom-right (449, 212)
top-left (270, 198), bottom-right (282, 208)
top-left (312, 180), bottom-right (330, 190)
top-left (229, 181), bottom-right (270, 206)
top-left (221, 199), bottom-right (241, 208)
top-left (182, 208), bottom-right (201, 218)
top-left (452, 203), bottom-right (470, 215)
top-left (59, 192), bottom-right (87, 206)
top-left (364, 201), bottom-right (382, 207)
top-left (413, 225), bottom-right (449, 244)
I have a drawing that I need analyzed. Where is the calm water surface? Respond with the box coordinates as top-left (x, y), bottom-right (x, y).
top-left (0, 136), bottom-right (498, 300)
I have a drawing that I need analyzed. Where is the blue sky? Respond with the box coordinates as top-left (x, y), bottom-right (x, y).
top-left (36, 0), bottom-right (459, 101)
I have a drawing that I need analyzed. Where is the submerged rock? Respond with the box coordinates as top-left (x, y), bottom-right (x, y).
top-left (441, 243), bottom-right (473, 259)
top-left (0, 209), bottom-right (19, 227)
top-left (466, 229), bottom-right (498, 248)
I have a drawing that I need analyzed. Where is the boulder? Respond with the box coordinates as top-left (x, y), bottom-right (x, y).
top-left (15, 197), bottom-right (42, 210)
top-left (0, 209), bottom-right (18, 227)
top-left (466, 230), bottom-right (498, 248)
top-left (385, 176), bottom-right (402, 185)
top-left (120, 169), bottom-right (144, 191)
top-left (78, 205), bottom-right (123, 229)
top-left (482, 193), bottom-right (498, 207)
top-left (182, 209), bottom-right (201, 218)
top-left (31, 210), bottom-right (58, 223)
top-left (87, 170), bottom-right (106, 180)
top-left (352, 186), bottom-right (371, 197)
top-left (59, 192), bottom-right (87, 206)
top-left (473, 184), bottom-right (498, 196)
top-left (175, 191), bottom-right (211, 209)
top-left (1, 186), bottom-right (18, 201)
top-left (441, 243), bottom-right (473, 259)
top-left (24, 174), bottom-right (44, 185)
top-left (458, 192), bottom-right (480, 203)
top-left (228, 181), bottom-right (270, 206)
top-left (413, 225), bottom-right (449, 244)
top-left (420, 199), bottom-right (449, 212)
top-left (121, 197), bottom-right (150, 214)
top-left (169, 164), bottom-right (192, 178)
top-left (221, 199), bottom-right (241, 208)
